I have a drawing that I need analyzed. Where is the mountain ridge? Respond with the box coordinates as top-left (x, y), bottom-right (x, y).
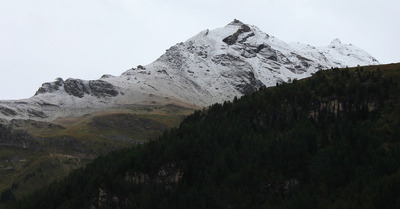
top-left (0, 19), bottom-right (379, 121)
top-left (5, 63), bottom-right (399, 209)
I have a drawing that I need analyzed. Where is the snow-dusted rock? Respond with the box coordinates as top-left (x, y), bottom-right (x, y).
top-left (0, 19), bottom-right (379, 121)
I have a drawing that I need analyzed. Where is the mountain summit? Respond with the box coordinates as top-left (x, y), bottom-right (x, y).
top-left (0, 20), bottom-right (380, 121)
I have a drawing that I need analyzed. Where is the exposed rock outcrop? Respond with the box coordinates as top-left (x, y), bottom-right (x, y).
top-left (125, 162), bottom-right (183, 188)
top-left (309, 97), bottom-right (380, 120)
top-left (0, 124), bottom-right (38, 149)
top-left (35, 78), bottom-right (119, 98)
top-left (223, 19), bottom-right (252, 45)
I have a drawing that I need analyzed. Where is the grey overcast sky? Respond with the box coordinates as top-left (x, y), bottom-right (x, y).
top-left (0, 0), bottom-right (399, 100)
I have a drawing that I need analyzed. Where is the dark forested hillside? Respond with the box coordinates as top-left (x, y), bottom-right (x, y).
top-left (6, 63), bottom-right (400, 209)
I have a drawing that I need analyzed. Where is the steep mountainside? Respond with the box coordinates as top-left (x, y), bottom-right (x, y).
top-left (0, 19), bottom-right (379, 121)
top-left (0, 105), bottom-right (194, 202)
top-left (6, 63), bottom-right (399, 209)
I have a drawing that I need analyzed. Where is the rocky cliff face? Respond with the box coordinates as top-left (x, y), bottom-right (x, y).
top-left (35, 78), bottom-right (119, 98)
top-left (0, 123), bottom-right (37, 149)
top-left (308, 96), bottom-right (380, 121)
top-left (90, 162), bottom-right (183, 209)
top-left (0, 19), bottom-right (380, 121)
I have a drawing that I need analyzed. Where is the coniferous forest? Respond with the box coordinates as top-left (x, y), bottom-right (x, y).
top-left (5, 63), bottom-right (400, 209)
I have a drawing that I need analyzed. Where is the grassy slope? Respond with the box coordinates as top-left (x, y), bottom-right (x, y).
top-left (0, 104), bottom-right (195, 201)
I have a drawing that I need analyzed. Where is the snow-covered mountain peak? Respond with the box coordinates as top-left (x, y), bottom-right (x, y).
top-left (0, 20), bottom-right (380, 121)
top-left (227, 19), bottom-right (247, 26)
top-left (330, 38), bottom-right (342, 45)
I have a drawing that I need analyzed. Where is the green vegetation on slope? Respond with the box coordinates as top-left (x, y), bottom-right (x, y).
top-left (0, 104), bottom-right (194, 204)
top-left (5, 63), bottom-right (400, 209)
